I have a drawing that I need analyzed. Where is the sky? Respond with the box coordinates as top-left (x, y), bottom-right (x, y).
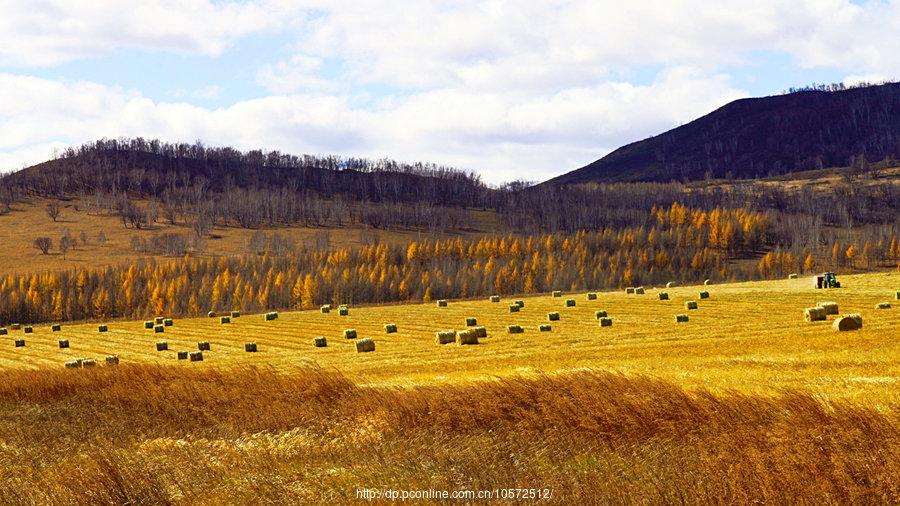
top-left (0, 0), bottom-right (897, 185)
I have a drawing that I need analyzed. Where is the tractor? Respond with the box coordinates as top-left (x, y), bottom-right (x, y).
top-left (814, 272), bottom-right (841, 289)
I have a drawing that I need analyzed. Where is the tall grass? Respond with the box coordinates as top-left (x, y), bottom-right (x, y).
top-left (0, 365), bottom-right (897, 504)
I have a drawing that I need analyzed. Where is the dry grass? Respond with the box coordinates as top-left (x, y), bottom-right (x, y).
top-left (0, 365), bottom-right (896, 504)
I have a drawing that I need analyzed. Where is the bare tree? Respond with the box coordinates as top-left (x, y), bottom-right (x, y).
top-left (33, 237), bottom-right (52, 255)
top-left (46, 201), bottom-right (61, 222)
top-left (59, 232), bottom-right (75, 259)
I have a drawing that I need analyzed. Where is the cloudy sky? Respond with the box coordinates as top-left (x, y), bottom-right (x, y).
top-left (0, 0), bottom-right (897, 184)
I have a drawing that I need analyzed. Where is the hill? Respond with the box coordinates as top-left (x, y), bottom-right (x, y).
top-left (548, 82), bottom-right (900, 184)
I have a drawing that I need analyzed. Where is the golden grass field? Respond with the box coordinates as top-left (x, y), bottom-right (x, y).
top-left (0, 198), bottom-right (500, 275)
top-left (1, 272), bottom-right (898, 504)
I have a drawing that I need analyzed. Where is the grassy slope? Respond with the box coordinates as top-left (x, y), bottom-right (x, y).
top-left (3, 272), bottom-right (898, 404)
top-left (0, 198), bottom-right (501, 275)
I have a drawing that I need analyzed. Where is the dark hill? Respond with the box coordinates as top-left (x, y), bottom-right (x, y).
top-left (547, 82), bottom-right (900, 184)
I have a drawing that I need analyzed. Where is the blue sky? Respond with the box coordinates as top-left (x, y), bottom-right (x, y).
top-left (1, 1), bottom-right (897, 184)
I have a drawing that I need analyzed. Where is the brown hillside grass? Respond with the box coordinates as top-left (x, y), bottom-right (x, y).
top-left (0, 364), bottom-right (896, 504)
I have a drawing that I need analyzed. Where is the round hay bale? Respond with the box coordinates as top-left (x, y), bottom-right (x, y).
top-left (658, 292), bottom-right (669, 300)
top-left (189, 351), bottom-right (204, 362)
top-left (509, 304), bottom-right (520, 313)
top-left (198, 341), bottom-right (211, 351)
top-left (437, 300), bottom-right (448, 307)
top-left (10, 323), bottom-right (21, 330)
top-left (231, 311), bottom-right (241, 318)
top-left (675, 314), bottom-right (689, 323)
top-left (220, 316), bottom-right (231, 324)
top-left (207, 311), bottom-right (216, 318)
top-left (474, 326), bottom-right (488, 338)
top-left (144, 321), bottom-right (154, 329)
top-left (465, 317), bottom-right (477, 327)
top-left (565, 299), bottom-right (576, 307)
top-left (848, 314), bottom-right (863, 328)
top-left (625, 287), bottom-right (635, 294)
top-left (698, 291), bottom-right (710, 299)
top-left (154, 325), bottom-right (164, 333)
top-left (816, 301), bottom-right (839, 315)
top-left (435, 330), bottom-right (456, 345)
top-left (51, 324), bottom-right (62, 332)
top-left (343, 329), bottom-right (358, 339)
top-left (154, 317), bottom-right (164, 325)
top-left (875, 302), bottom-right (892, 309)
top-left (339, 308), bottom-right (349, 316)
top-left (244, 342), bottom-right (258, 353)
top-left (58, 339), bottom-right (69, 349)
top-left (14, 339), bottom-right (25, 347)
top-left (586, 292), bottom-right (598, 300)
top-left (490, 295), bottom-right (501, 303)
top-left (156, 341), bottom-right (168, 351)
top-left (24, 326), bottom-right (33, 334)
top-left (685, 301), bottom-right (698, 310)
top-left (895, 290), bottom-right (900, 300)
top-left (163, 318), bottom-right (174, 327)
top-left (552, 290), bottom-right (562, 297)
top-left (704, 279), bottom-right (711, 285)
top-left (64, 361), bottom-right (81, 369)
top-left (598, 317), bottom-right (613, 327)
top-left (514, 300), bottom-right (525, 308)
top-left (803, 307), bottom-right (827, 322)
top-left (320, 305), bottom-right (331, 314)
top-left (788, 273), bottom-right (798, 279)
top-left (635, 287), bottom-right (645, 295)
top-left (177, 351), bottom-right (189, 360)
top-left (548, 312), bottom-right (560, 321)
top-left (81, 359), bottom-right (97, 368)
top-left (507, 325), bottom-right (524, 334)
top-left (595, 310), bottom-right (608, 319)
top-left (832, 316), bottom-right (860, 331)
top-left (456, 330), bottom-right (478, 345)
top-left (314, 336), bottom-right (327, 347)
top-left (356, 338), bottom-right (375, 353)
top-left (265, 311), bottom-right (279, 321)
top-left (384, 323), bottom-right (398, 333)
top-left (666, 282), bottom-right (676, 288)
top-left (0, 328), bottom-right (6, 335)
top-left (105, 355), bottom-right (119, 366)
top-left (539, 324), bottom-right (552, 332)
top-left (97, 325), bottom-right (107, 333)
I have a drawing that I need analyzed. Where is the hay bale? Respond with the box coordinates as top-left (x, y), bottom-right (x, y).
top-left (658, 292), bottom-right (669, 300)
top-left (0, 328), bottom-right (6, 335)
top-left (154, 325), bottom-right (164, 333)
top-left (339, 308), bottom-right (349, 316)
top-left (189, 351), bottom-right (204, 362)
top-left (156, 341), bottom-right (168, 351)
top-left (788, 273), bottom-right (798, 279)
top-left (474, 326), bottom-right (488, 338)
top-left (58, 339), bottom-right (69, 349)
top-left (598, 317), bottom-right (613, 327)
top-left (515, 300), bottom-right (525, 308)
top-left (666, 282), bottom-right (676, 288)
top-left (10, 323), bottom-right (21, 330)
top-left (675, 314), bottom-right (689, 323)
top-left (895, 290), bottom-right (900, 300)
top-left (64, 361), bottom-right (81, 369)
top-left (552, 290), bottom-right (562, 297)
top-left (320, 305), bottom-right (331, 314)
top-left (565, 299), bottom-right (576, 307)
top-left (587, 292), bottom-right (598, 300)
top-left (144, 321), bottom-right (154, 329)
top-left (465, 317), bottom-right (477, 327)
top-left (876, 302), bottom-right (892, 309)
top-left (539, 324), bottom-right (552, 332)
top-left (435, 330), bottom-right (456, 345)
top-left (456, 330), bottom-right (478, 345)
top-left (635, 287), bottom-right (645, 295)
top-left (105, 355), bottom-right (119, 366)
top-left (704, 279), bottom-right (711, 285)
top-left (14, 339), bottom-right (25, 347)
top-left (265, 311), bottom-right (279, 321)
top-left (220, 316), bottom-right (231, 324)
top-left (595, 310), bottom-right (608, 319)
top-left (832, 316), bottom-right (860, 331)
top-left (244, 342), bottom-right (258, 352)
top-left (816, 301), bottom-right (839, 315)
top-left (625, 287), bottom-right (635, 294)
top-left (154, 317), bottom-right (164, 325)
top-left (97, 325), bottom-right (107, 333)
top-left (231, 311), bottom-right (241, 318)
top-left (177, 351), bottom-right (189, 360)
top-left (163, 318), bottom-right (174, 327)
top-left (848, 313), bottom-right (863, 328)
top-left (314, 336), bottom-right (328, 347)
top-left (548, 312), bottom-right (560, 321)
top-left (343, 329), bottom-right (358, 339)
top-left (356, 338), bottom-right (375, 353)
top-left (437, 300), bottom-right (448, 307)
top-left (685, 301), bottom-right (698, 310)
top-left (507, 325), bottom-right (524, 334)
top-left (384, 323), bottom-right (398, 333)
top-left (207, 311), bottom-right (216, 318)
top-left (699, 291), bottom-right (710, 299)
top-left (82, 359), bottom-right (97, 368)
top-left (24, 326), bottom-right (33, 334)
top-left (51, 324), bottom-right (62, 332)
top-left (490, 295), bottom-right (500, 303)
top-left (804, 307), bottom-right (827, 322)
top-left (198, 341), bottom-right (211, 351)
top-left (509, 304), bottom-right (520, 313)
